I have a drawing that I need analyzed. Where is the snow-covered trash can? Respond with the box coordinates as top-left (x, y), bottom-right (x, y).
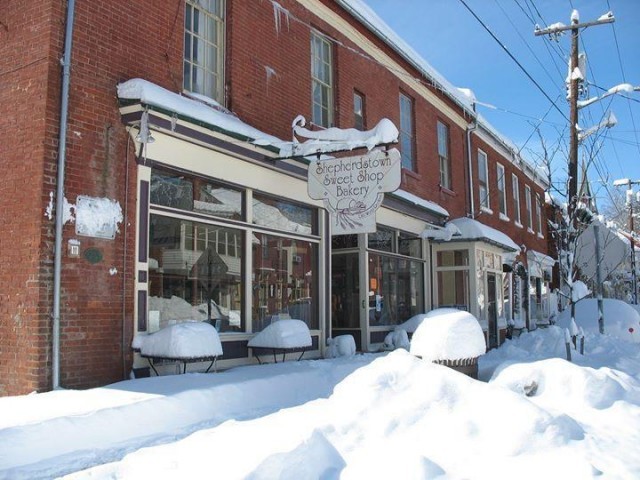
top-left (133, 321), bottom-right (223, 375)
top-left (409, 308), bottom-right (486, 379)
top-left (248, 319), bottom-right (312, 363)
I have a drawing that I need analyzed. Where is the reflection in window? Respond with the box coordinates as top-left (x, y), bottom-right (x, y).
top-left (148, 214), bottom-right (243, 333)
top-left (368, 253), bottom-right (424, 326)
top-left (150, 168), bottom-right (243, 220)
top-left (368, 228), bottom-right (394, 252)
top-left (253, 194), bottom-right (315, 235)
top-left (252, 233), bottom-right (318, 332)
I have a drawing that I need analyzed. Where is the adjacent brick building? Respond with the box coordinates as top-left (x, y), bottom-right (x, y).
top-left (0, 0), bottom-right (554, 395)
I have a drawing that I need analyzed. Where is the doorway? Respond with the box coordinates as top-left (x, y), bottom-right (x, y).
top-left (487, 273), bottom-right (498, 348)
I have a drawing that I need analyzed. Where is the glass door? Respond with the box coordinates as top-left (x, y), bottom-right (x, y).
top-left (331, 253), bottom-right (362, 350)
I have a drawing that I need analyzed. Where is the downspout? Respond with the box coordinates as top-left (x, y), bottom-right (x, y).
top-left (52, 0), bottom-right (76, 390)
top-left (466, 120), bottom-right (478, 218)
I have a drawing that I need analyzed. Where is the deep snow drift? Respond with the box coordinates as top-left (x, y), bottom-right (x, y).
top-left (2, 320), bottom-right (640, 479)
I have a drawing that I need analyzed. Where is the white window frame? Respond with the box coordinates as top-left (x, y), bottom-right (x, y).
top-left (497, 163), bottom-right (507, 218)
top-left (512, 174), bottom-right (521, 226)
top-left (399, 93), bottom-right (415, 171)
top-left (525, 185), bottom-right (533, 232)
top-left (311, 31), bottom-right (334, 128)
top-left (536, 193), bottom-right (543, 236)
top-left (478, 149), bottom-right (490, 211)
top-left (183, 0), bottom-right (225, 103)
top-left (438, 121), bottom-right (451, 189)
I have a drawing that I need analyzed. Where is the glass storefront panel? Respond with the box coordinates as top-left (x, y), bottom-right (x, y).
top-left (253, 194), bottom-right (316, 235)
top-left (437, 270), bottom-right (470, 311)
top-left (368, 228), bottom-right (395, 252)
top-left (148, 214), bottom-right (244, 332)
top-left (151, 168), bottom-right (243, 220)
top-left (399, 232), bottom-right (422, 258)
top-left (331, 253), bottom-right (360, 329)
top-left (252, 233), bottom-right (318, 332)
top-left (368, 253), bottom-right (424, 326)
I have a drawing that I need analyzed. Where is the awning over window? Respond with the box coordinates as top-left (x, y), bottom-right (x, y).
top-left (432, 217), bottom-right (520, 252)
top-left (527, 250), bottom-right (556, 278)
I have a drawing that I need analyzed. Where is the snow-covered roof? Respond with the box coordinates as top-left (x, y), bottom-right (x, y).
top-left (447, 217), bottom-right (520, 252)
top-left (117, 79), bottom-right (280, 146)
top-left (390, 189), bottom-right (449, 218)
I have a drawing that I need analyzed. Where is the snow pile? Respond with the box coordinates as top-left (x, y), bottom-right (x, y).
top-left (570, 280), bottom-right (591, 302)
top-left (248, 320), bottom-right (312, 349)
top-left (383, 329), bottom-right (410, 350)
top-left (410, 308), bottom-right (486, 361)
top-left (395, 313), bottom-right (428, 333)
top-left (556, 298), bottom-right (640, 344)
top-left (325, 335), bottom-right (356, 358)
top-left (136, 322), bottom-right (223, 359)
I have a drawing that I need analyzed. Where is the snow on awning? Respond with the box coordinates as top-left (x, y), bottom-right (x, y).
top-left (445, 217), bottom-right (520, 252)
top-left (117, 78), bottom-right (280, 146)
top-left (527, 250), bottom-right (556, 278)
top-left (391, 189), bottom-right (449, 218)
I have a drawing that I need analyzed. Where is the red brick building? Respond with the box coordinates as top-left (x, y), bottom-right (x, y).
top-left (0, 0), bottom-right (554, 395)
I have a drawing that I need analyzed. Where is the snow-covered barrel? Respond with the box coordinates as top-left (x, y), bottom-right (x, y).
top-left (409, 308), bottom-right (486, 379)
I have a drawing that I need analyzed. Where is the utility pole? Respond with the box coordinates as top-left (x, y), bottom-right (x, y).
top-left (535, 10), bottom-right (614, 321)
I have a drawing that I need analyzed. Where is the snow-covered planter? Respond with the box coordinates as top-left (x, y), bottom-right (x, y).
top-left (409, 309), bottom-right (486, 378)
top-left (133, 322), bottom-right (223, 375)
top-left (248, 319), bottom-right (312, 363)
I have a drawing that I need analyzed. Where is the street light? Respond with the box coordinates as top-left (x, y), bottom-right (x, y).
top-left (578, 83), bottom-right (640, 109)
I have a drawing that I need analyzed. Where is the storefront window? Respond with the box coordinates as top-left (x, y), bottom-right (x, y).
top-left (399, 232), bottom-right (422, 258)
top-left (368, 228), bottom-right (395, 252)
top-left (252, 233), bottom-right (318, 332)
top-left (150, 168), bottom-right (244, 220)
top-left (368, 253), bottom-right (424, 326)
top-left (332, 234), bottom-right (358, 250)
top-left (253, 194), bottom-right (316, 235)
top-left (148, 215), bottom-right (244, 333)
top-left (436, 270), bottom-right (470, 311)
top-left (435, 249), bottom-right (470, 311)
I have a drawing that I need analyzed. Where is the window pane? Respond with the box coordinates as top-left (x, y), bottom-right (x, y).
top-left (369, 253), bottom-right (424, 326)
top-left (151, 167), bottom-right (244, 220)
top-left (437, 270), bottom-right (470, 311)
top-left (252, 234), bottom-right (318, 331)
top-left (399, 232), bottom-right (422, 258)
top-left (148, 215), bottom-right (244, 333)
top-left (311, 32), bottom-right (333, 127)
top-left (368, 228), bottom-right (394, 252)
top-left (253, 194), bottom-right (316, 235)
top-left (399, 93), bottom-right (414, 170)
top-left (437, 250), bottom-right (469, 267)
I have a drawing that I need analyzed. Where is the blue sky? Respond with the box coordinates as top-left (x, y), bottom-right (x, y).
top-left (362, 0), bottom-right (640, 212)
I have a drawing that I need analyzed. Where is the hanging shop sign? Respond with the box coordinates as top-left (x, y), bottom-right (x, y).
top-left (308, 148), bottom-right (401, 235)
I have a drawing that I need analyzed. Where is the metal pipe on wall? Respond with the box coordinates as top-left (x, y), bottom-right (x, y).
top-left (52, 0), bottom-right (76, 390)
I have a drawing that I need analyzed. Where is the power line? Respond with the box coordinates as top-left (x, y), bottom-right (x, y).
top-left (457, 0), bottom-right (570, 122)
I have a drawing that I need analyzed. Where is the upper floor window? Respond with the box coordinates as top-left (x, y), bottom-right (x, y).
top-left (512, 174), bottom-right (521, 225)
top-left (438, 121), bottom-right (451, 189)
top-left (536, 193), bottom-right (543, 235)
top-left (311, 31), bottom-right (334, 128)
top-left (478, 149), bottom-right (489, 210)
top-left (184, 0), bottom-right (225, 103)
top-left (399, 93), bottom-right (415, 170)
top-left (354, 91), bottom-right (365, 130)
top-left (525, 185), bottom-right (533, 231)
top-left (497, 163), bottom-right (507, 217)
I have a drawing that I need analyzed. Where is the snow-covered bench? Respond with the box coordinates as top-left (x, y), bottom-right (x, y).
top-left (248, 319), bottom-right (312, 364)
top-left (132, 322), bottom-right (223, 375)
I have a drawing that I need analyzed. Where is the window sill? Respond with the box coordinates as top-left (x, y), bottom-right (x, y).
top-left (402, 168), bottom-right (422, 181)
top-left (527, 228), bottom-right (535, 234)
top-left (537, 233), bottom-right (544, 239)
top-left (499, 213), bottom-right (510, 222)
top-left (480, 206), bottom-right (493, 215)
top-left (439, 185), bottom-right (456, 197)
top-left (514, 222), bottom-right (523, 229)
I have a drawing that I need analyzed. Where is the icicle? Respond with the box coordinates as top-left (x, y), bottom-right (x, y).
top-left (272, 1), bottom-right (290, 35)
